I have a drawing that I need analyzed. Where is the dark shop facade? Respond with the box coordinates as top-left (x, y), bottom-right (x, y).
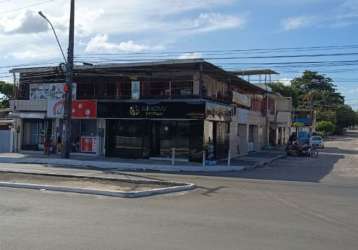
top-left (99, 100), bottom-right (231, 161)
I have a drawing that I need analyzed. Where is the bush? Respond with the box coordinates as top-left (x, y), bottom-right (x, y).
top-left (316, 121), bottom-right (335, 137)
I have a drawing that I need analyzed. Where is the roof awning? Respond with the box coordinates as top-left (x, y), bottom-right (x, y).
top-left (231, 69), bottom-right (279, 76)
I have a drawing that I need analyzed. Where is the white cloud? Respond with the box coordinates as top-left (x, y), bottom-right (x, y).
top-left (339, 0), bottom-right (358, 18)
top-left (85, 34), bottom-right (159, 53)
top-left (178, 52), bottom-right (203, 59)
top-left (279, 78), bottom-right (292, 86)
top-left (9, 11), bottom-right (49, 34)
top-left (10, 45), bottom-right (60, 60)
top-left (0, 0), bottom-right (242, 70)
top-left (281, 16), bottom-right (314, 31)
top-left (180, 13), bottom-right (246, 34)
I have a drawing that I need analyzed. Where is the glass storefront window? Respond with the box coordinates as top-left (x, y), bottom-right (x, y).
top-left (71, 120), bottom-right (97, 153)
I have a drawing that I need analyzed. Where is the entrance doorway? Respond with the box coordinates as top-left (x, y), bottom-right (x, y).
top-left (150, 121), bottom-right (190, 159)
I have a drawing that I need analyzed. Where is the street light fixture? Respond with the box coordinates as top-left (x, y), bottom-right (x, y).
top-left (38, 0), bottom-right (75, 159)
top-left (38, 11), bottom-right (67, 63)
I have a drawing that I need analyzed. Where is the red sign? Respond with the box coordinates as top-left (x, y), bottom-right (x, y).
top-left (80, 137), bottom-right (97, 153)
top-left (72, 100), bottom-right (97, 119)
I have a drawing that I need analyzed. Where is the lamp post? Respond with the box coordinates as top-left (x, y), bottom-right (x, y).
top-left (39, 0), bottom-right (75, 158)
top-left (38, 11), bottom-right (67, 63)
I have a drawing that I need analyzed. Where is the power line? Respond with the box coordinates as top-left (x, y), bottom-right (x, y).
top-left (77, 44), bottom-right (358, 57)
top-left (0, 0), bottom-right (55, 15)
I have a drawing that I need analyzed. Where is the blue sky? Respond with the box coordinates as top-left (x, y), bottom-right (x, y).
top-left (0, 0), bottom-right (357, 109)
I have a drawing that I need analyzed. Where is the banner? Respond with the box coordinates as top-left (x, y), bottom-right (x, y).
top-left (72, 100), bottom-right (97, 119)
top-left (30, 83), bottom-right (77, 101)
top-left (232, 91), bottom-right (251, 107)
top-left (47, 99), bottom-right (65, 118)
top-left (47, 100), bottom-right (97, 119)
top-left (80, 136), bottom-right (97, 153)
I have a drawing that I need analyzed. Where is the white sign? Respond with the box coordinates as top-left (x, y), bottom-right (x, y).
top-left (233, 91), bottom-right (251, 108)
top-left (30, 83), bottom-right (77, 101)
top-left (47, 99), bottom-right (65, 118)
top-left (131, 81), bottom-right (140, 100)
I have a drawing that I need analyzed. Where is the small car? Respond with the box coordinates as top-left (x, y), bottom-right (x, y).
top-left (310, 136), bottom-right (324, 149)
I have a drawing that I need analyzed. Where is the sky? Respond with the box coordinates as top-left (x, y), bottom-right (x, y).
top-left (0, 0), bottom-right (357, 109)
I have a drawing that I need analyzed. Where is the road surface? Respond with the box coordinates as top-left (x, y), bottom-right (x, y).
top-left (0, 131), bottom-right (358, 250)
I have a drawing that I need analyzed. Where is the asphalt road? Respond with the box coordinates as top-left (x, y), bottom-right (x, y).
top-left (1, 131), bottom-right (358, 250)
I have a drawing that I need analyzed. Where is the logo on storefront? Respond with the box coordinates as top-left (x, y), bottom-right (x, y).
top-left (129, 105), bottom-right (141, 117)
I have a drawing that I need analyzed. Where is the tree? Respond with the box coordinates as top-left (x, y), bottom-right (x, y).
top-left (316, 121), bottom-right (335, 137)
top-left (335, 105), bottom-right (358, 134)
top-left (291, 71), bottom-right (344, 109)
top-left (0, 81), bottom-right (14, 108)
top-left (268, 81), bottom-right (299, 107)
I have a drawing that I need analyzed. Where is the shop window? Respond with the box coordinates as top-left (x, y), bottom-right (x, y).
top-left (117, 79), bottom-right (131, 98)
top-left (71, 120), bottom-right (97, 153)
top-left (81, 120), bottom-right (97, 136)
top-left (22, 119), bottom-right (45, 150)
top-left (131, 80), bottom-right (140, 99)
top-left (78, 82), bottom-right (95, 99)
top-left (172, 81), bottom-right (193, 97)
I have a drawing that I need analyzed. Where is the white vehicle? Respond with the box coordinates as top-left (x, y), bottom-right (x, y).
top-left (310, 136), bottom-right (324, 149)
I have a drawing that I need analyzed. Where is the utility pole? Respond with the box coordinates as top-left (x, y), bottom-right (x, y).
top-left (62, 0), bottom-right (75, 158)
top-left (265, 74), bottom-right (270, 147)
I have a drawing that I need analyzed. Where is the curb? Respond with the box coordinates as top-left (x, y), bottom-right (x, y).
top-left (0, 157), bottom-right (247, 172)
top-left (0, 170), bottom-right (196, 198)
top-left (0, 181), bottom-right (196, 198)
top-left (0, 154), bottom-right (286, 173)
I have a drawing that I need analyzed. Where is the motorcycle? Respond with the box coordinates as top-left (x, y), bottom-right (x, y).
top-left (286, 142), bottom-right (318, 157)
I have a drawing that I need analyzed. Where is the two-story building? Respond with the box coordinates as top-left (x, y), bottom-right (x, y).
top-left (10, 59), bottom-right (286, 163)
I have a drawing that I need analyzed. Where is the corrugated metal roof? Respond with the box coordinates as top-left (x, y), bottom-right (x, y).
top-left (231, 69), bottom-right (279, 76)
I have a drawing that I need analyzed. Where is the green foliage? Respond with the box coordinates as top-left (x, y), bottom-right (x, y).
top-left (269, 71), bottom-right (355, 135)
top-left (316, 110), bottom-right (336, 124)
top-left (335, 105), bottom-right (358, 134)
top-left (291, 71), bottom-right (344, 109)
top-left (292, 122), bottom-right (304, 128)
top-left (268, 82), bottom-right (299, 107)
top-left (0, 81), bottom-right (14, 108)
top-left (316, 121), bottom-right (335, 136)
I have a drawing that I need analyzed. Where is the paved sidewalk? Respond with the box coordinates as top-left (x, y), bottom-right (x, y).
top-left (0, 150), bottom-right (286, 173)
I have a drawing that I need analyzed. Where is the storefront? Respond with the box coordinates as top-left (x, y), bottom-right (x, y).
top-left (99, 101), bottom-right (206, 161)
top-left (21, 117), bottom-right (52, 151)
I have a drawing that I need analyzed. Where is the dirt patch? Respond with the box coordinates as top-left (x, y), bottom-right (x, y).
top-left (0, 172), bottom-right (178, 192)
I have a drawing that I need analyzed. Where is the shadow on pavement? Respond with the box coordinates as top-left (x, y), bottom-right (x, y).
top-left (234, 153), bottom-right (344, 183)
top-left (322, 147), bottom-right (358, 155)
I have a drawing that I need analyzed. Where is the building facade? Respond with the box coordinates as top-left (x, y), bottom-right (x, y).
top-left (9, 59), bottom-right (292, 162)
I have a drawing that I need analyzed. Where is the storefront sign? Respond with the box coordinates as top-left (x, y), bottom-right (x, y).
top-left (98, 101), bottom-right (205, 119)
top-left (232, 91), bottom-right (251, 107)
top-left (47, 100), bottom-right (97, 119)
top-left (30, 83), bottom-right (77, 101)
top-left (206, 103), bottom-right (233, 121)
top-left (47, 100), bottom-right (65, 118)
top-left (72, 100), bottom-right (97, 119)
top-left (80, 136), bottom-right (97, 153)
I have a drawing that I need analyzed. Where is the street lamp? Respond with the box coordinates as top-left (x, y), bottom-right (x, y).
top-left (38, 11), bottom-right (67, 63)
top-left (39, 0), bottom-right (75, 159)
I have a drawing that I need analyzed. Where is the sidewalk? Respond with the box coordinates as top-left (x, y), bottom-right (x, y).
top-left (0, 150), bottom-right (286, 173)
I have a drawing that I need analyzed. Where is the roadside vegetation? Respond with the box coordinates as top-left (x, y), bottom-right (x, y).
top-left (269, 71), bottom-right (358, 135)
top-left (0, 81), bottom-right (13, 108)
